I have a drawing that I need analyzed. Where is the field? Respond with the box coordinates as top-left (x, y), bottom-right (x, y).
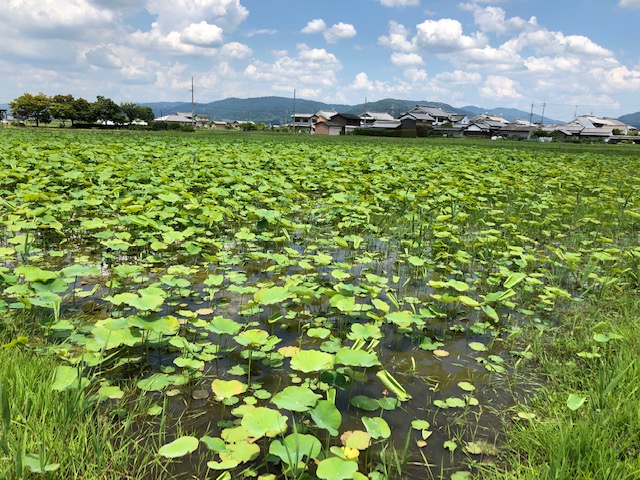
top-left (1, 129), bottom-right (639, 479)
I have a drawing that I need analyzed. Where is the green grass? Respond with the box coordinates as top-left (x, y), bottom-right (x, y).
top-left (484, 292), bottom-right (640, 480)
top-left (0, 332), bottom-right (163, 479)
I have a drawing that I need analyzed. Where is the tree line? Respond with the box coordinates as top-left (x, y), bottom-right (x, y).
top-left (8, 93), bottom-right (155, 127)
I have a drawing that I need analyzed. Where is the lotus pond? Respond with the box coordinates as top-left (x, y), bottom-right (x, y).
top-left (1, 130), bottom-right (639, 479)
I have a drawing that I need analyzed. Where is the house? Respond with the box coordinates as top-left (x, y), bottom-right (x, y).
top-left (360, 111), bottom-right (395, 127)
top-left (211, 120), bottom-right (228, 130)
top-left (313, 113), bottom-right (361, 135)
top-left (290, 113), bottom-right (314, 131)
top-left (329, 113), bottom-right (361, 134)
top-left (400, 105), bottom-right (459, 126)
top-left (156, 113), bottom-right (193, 124)
top-left (543, 115), bottom-right (637, 141)
top-left (314, 121), bottom-right (343, 136)
top-left (313, 110), bottom-right (338, 124)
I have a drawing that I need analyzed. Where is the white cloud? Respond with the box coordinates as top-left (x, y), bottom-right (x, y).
top-left (414, 18), bottom-right (486, 52)
top-left (244, 44), bottom-right (342, 90)
top-left (433, 70), bottom-right (482, 85)
top-left (591, 65), bottom-right (640, 91)
top-left (0, 0), bottom-right (116, 39)
top-left (145, 0), bottom-right (248, 32)
top-left (460, 4), bottom-right (532, 35)
top-left (378, 21), bottom-right (415, 52)
top-left (480, 75), bottom-right (522, 99)
top-left (618, 0), bottom-right (640, 8)
top-left (379, 0), bottom-right (420, 6)
top-left (220, 42), bottom-right (252, 59)
top-left (301, 19), bottom-right (327, 34)
top-left (246, 29), bottom-right (277, 37)
top-left (324, 23), bottom-right (357, 43)
top-left (403, 68), bottom-right (428, 82)
top-left (390, 52), bottom-right (424, 67)
top-left (181, 22), bottom-right (224, 47)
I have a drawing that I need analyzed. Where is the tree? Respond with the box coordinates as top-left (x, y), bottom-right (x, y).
top-left (49, 94), bottom-right (77, 125)
top-left (91, 96), bottom-right (124, 124)
top-left (120, 102), bottom-right (139, 124)
top-left (9, 93), bottom-right (51, 126)
top-left (121, 103), bottom-right (155, 124)
top-left (137, 106), bottom-right (155, 123)
top-left (73, 98), bottom-right (95, 123)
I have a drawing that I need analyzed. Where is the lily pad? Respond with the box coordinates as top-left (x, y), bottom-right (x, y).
top-left (158, 436), bottom-right (199, 458)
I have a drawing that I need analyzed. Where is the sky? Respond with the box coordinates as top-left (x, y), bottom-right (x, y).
top-left (1, 0), bottom-right (639, 121)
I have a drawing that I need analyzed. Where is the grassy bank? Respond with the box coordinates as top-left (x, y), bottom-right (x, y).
top-left (0, 332), bottom-right (165, 479)
top-left (485, 291), bottom-right (640, 479)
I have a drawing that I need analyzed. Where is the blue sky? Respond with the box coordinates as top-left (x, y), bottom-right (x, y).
top-left (1, 0), bottom-right (639, 120)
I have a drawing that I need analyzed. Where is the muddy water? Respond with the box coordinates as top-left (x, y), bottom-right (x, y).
top-left (47, 244), bottom-right (534, 479)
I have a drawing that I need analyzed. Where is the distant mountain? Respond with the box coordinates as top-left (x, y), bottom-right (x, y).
top-left (618, 112), bottom-right (640, 129)
top-left (461, 105), bottom-right (562, 125)
top-left (141, 97), bottom-right (473, 125)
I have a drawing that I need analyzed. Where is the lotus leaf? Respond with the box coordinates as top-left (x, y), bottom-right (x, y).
top-left (241, 407), bottom-right (288, 438)
top-left (211, 379), bottom-right (248, 400)
top-left (316, 456), bottom-right (359, 480)
top-left (290, 350), bottom-right (334, 373)
top-left (271, 386), bottom-right (321, 412)
top-left (158, 436), bottom-right (199, 458)
top-left (269, 433), bottom-right (321, 466)
top-left (309, 400), bottom-right (342, 435)
top-left (335, 348), bottom-right (380, 368)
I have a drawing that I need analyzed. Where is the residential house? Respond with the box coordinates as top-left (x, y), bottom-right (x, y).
top-left (313, 110), bottom-right (338, 124)
top-left (360, 111), bottom-right (395, 127)
top-left (400, 105), bottom-right (459, 126)
top-left (290, 113), bottom-right (314, 131)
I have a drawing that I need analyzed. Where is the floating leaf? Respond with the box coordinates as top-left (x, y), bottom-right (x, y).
top-left (269, 433), bottom-right (322, 466)
top-left (310, 400), bottom-right (342, 436)
top-left (254, 286), bottom-right (291, 305)
top-left (211, 379), bottom-right (248, 400)
top-left (241, 407), bottom-right (288, 438)
top-left (290, 350), bottom-right (334, 373)
top-left (468, 342), bottom-right (488, 352)
top-left (316, 456), bottom-right (358, 480)
top-left (271, 386), bottom-right (321, 412)
top-left (158, 436), bottom-right (199, 458)
top-left (362, 416), bottom-right (391, 439)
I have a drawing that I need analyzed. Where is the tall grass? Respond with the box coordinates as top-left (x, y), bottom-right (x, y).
top-left (0, 335), bottom-right (162, 479)
top-left (485, 292), bottom-right (640, 479)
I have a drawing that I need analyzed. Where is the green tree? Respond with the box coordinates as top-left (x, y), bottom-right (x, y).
top-left (91, 96), bottom-right (124, 124)
top-left (136, 106), bottom-right (155, 123)
top-left (9, 92), bottom-right (51, 126)
top-left (73, 98), bottom-right (95, 123)
top-left (49, 94), bottom-right (77, 125)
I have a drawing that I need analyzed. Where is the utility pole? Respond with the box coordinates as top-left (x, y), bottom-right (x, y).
top-left (292, 89), bottom-right (296, 131)
top-left (540, 102), bottom-right (546, 126)
top-left (190, 76), bottom-right (195, 127)
top-left (573, 105), bottom-right (578, 118)
top-left (528, 103), bottom-right (534, 124)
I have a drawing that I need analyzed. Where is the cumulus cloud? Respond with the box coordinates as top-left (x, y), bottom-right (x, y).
top-left (414, 18), bottom-right (486, 52)
top-left (220, 42), bottom-right (252, 59)
top-left (378, 0), bottom-right (420, 6)
top-left (378, 21), bottom-right (415, 52)
top-left (180, 22), bottom-right (224, 47)
top-left (433, 70), bottom-right (482, 85)
top-left (145, 0), bottom-right (248, 33)
top-left (0, 0), bottom-right (117, 39)
top-left (301, 19), bottom-right (327, 34)
top-left (460, 3), bottom-right (533, 35)
top-left (324, 23), bottom-right (357, 43)
top-left (390, 52), bottom-right (424, 67)
top-left (244, 44), bottom-right (342, 89)
top-left (480, 75), bottom-right (522, 99)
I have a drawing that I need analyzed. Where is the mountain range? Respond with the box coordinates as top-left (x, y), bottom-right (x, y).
top-left (140, 96), bottom-right (564, 126)
top-left (2, 98), bottom-right (639, 128)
